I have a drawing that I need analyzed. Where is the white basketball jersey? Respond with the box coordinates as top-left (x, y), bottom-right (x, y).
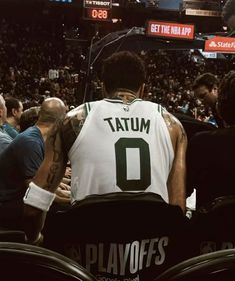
top-left (68, 98), bottom-right (174, 203)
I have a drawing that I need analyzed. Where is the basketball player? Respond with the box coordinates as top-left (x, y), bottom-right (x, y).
top-left (23, 51), bottom-right (187, 243)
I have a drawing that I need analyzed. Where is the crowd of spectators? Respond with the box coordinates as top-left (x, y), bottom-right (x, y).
top-left (0, 18), bottom-right (83, 110)
top-left (0, 18), bottom-right (235, 127)
top-left (140, 49), bottom-right (234, 124)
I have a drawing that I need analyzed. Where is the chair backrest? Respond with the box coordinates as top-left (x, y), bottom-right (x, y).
top-left (154, 249), bottom-right (235, 281)
top-left (0, 242), bottom-right (97, 281)
top-left (190, 195), bottom-right (235, 256)
top-left (0, 228), bottom-right (26, 243)
top-left (43, 192), bottom-right (191, 281)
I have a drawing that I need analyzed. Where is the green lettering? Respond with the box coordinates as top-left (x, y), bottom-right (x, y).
top-left (116, 118), bottom-right (125, 131)
top-left (140, 119), bottom-right (150, 134)
top-left (131, 118), bottom-right (139, 131)
top-left (104, 117), bottom-right (115, 132)
top-left (120, 118), bottom-right (129, 130)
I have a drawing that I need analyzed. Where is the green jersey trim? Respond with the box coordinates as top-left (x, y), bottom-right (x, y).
top-left (104, 98), bottom-right (142, 105)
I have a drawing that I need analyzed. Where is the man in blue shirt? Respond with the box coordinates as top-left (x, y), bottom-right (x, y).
top-left (0, 97), bottom-right (66, 229)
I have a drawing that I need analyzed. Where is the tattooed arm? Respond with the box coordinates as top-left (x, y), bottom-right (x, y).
top-left (23, 105), bottom-right (87, 242)
top-left (163, 111), bottom-right (187, 213)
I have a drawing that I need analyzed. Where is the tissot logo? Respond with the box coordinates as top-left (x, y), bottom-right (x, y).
top-left (84, 0), bottom-right (112, 8)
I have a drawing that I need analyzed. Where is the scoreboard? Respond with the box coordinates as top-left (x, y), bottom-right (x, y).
top-left (83, 0), bottom-right (112, 22)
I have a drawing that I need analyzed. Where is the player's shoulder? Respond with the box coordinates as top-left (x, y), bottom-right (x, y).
top-left (162, 110), bottom-right (183, 129)
top-left (66, 104), bottom-right (86, 120)
top-left (162, 110), bottom-right (187, 146)
top-left (65, 101), bottom-right (100, 122)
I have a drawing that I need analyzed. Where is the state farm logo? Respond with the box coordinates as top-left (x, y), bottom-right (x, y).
top-left (205, 36), bottom-right (235, 52)
top-left (209, 41), bottom-right (217, 47)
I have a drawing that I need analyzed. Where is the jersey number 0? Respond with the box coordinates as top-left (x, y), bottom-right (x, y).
top-left (115, 138), bottom-right (151, 191)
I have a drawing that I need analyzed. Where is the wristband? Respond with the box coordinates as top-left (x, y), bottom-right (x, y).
top-left (23, 182), bottom-right (56, 212)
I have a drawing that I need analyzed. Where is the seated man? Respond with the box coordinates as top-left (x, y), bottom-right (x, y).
top-left (23, 51), bottom-right (187, 242)
top-left (0, 97), bottom-right (67, 230)
top-left (192, 73), bottom-right (222, 127)
top-left (187, 70), bottom-right (235, 208)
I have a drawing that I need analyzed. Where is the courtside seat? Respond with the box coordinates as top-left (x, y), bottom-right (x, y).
top-left (190, 195), bottom-right (235, 256)
top-left (43, 192), bottom-right (191, 281)
top-left (154, 249), bottom-right (235, 281)
top-left (0, 242), bottom-right (97, 281)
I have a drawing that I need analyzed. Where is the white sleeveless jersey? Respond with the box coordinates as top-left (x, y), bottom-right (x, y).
top-left (68, 98), bottom-right (174, 203)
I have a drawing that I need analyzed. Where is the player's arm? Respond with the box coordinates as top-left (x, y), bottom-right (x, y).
top-left (23, 119), bottom-right (67, 243)
top-left (25, 104), bottom-right (86, 199)
top-left (163, 112), bottom-right (187, 213)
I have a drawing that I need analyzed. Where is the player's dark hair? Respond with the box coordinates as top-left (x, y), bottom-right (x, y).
top-left (101, 51), bottom-right (146, 95)
top-left (192, 73), bottom-right (218, 92)
top-left (217, 70), bottom-right (235, 125)
top-left (222, 0), bottom-right (235, 23)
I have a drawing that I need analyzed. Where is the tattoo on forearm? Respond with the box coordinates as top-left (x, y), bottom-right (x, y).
top-left (45, 121), bottom-right (64, 190)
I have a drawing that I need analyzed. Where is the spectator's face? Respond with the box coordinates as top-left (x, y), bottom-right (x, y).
top-left (0, 96), bottom-right (7, 124)
top-left (227, 15), bottom-right (235, 30)
top-left (194, 85), bottom-right (218, 107)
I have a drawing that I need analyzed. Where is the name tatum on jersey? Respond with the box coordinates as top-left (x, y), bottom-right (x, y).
top-left (104, 117), bottom-right (151, 134)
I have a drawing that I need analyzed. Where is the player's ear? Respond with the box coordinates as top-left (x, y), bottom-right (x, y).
top-left (138, 83), bottom-right (145, 99)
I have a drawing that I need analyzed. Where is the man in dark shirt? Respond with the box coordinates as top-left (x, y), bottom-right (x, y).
top-left (192, 73), bottom-right (223, 128)
top-left (187, 71), bottom-right (235, 208)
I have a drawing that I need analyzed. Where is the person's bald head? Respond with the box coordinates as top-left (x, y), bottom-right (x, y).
top-left (37, 97), bottom-right (66, 125)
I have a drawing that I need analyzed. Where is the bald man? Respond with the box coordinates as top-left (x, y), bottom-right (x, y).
top-left (0, 97), bottom-right (66, 230)
top-left (0, 95), bottom-right (13, 153)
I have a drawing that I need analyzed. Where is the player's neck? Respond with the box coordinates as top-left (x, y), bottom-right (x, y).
top-left (112, 88), bottom-right (138, 102)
